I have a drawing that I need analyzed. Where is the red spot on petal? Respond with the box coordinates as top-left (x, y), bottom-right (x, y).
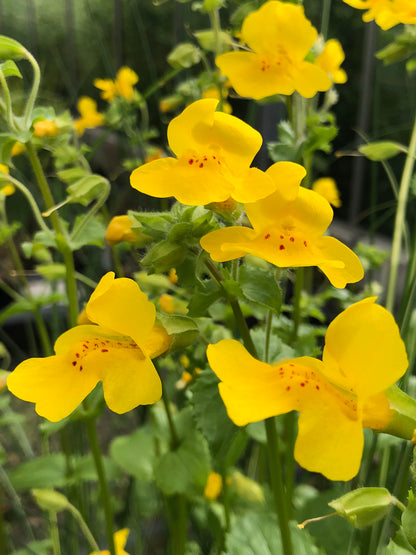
top-left (280, 235), bottom-right (284, 239)
top-left (300, 382), bottom-right (305, 387)
top-left (286, 386), bottom-right (291, 391)
top-left (265, 233), bottom-right (270, 239)
top-left (289, 364), bottom-right (295, 367)
top-left (72, 361), bottom-right (77, 366)
top-left (101, 349), bottom-right (108, 353)
top-left (199, 163), bottom-right (204, 168)
top-left (76, 353), bottom-right (80, 358)
top-left (279, 245), bottom-right (285, 250)
top-left (304, 241), bottom-right (307, 247)
top-left (290, 237), bottom-right (294, 242)
top-left (188, 159), bottom-right (194, 165)
top-left (316, 385), bottom-right (320, 390)
top-left (79, 365), bottom-right (83, 371)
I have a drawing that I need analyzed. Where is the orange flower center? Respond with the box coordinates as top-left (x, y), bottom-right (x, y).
top-left (68, 336), bottom-right (144, 372)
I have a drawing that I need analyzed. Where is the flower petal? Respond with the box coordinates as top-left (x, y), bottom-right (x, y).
top-left (317, 236), bottom-right (364, 288)
top-left (216, 51), bottom-right (296, 99)
top-left (200, 226), bottom-right (257, 262)
top-left (322, 298), bottom-right (408, 397)
top-left (295, 403), bottom-right (363, 481)
top-left (96, 350), bottom-right (161, 413)
top-left (7, 355), bottom-right (99, 422)
top-left (291, 61), bottom-right (332, 98)
top-left (86, 272), bottom-right (155, 349)
top-left (241, 1), bottom-right (317, 61)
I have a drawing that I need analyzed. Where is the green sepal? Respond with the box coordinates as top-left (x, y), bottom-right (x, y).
top-left (141, 240), bottom-right (188, 273)
top-left (0, 60), bottom-right (22, 78)
top-left (156, 313), bottom-right (199, 350)
top-left (194, 29), bottom-right (231, 52)
top-left (328, 487), bottom-right (399, 529)
top-left (359, 141), bottom-right (407, 161)
top-left (402, 490), bottom-right (416, 547)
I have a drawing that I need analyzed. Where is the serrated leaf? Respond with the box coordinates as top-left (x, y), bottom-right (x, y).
top-left (110, 428), bottom-right (155, 482)
top-left (155, 429), bottom-right (210, 496)
top-left (70, 215), bottom-right (105, 250)
top-left (167, 43), bottom-right (202, 69)
top-left (387, 530), bottom-right (416, 554)
top-left (402, 490), bottom-right (416, 547)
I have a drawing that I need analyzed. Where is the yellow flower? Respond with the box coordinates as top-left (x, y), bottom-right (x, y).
top-left (105, 215), bottom-right (137, 246)
top-left (315, 39), bottom-right (347, 84)
top-left (94, 66), bottom-right (139, 102)
top-left (0, 164), bottom-right (15, 196)
top-left (74, 97), bottom-right (104, 136)
top-left (343, 0), bottom-right (416, 30)
top-left (33, 119), bottom-right (59, 138)
top-left (90, 528), bottom-right (130, 555)
top-left (200, 162), bottom-right (363, 288)
top-left (202, 86), bottom-right (232, 114)
top-left (207, 298), bottom-right (408, 481)
top-left (215, 1), bottom-right (331, 100)
top-left (159, 293), bottom-right (175, 314)
top-left (204, 471), bottom-right (223, 500)
top-left (130, 98), bottom-right (276, 206)
top-left (312, 177), bottom-right (342, 207)
top-left (11, 141), bottom-right (25, 157)
top-left (168, 268), bottom-right (178, 284)
top-left (7, 272), bottom-right (171, 421)
top-left (175, 370), bottom-right (193, 390)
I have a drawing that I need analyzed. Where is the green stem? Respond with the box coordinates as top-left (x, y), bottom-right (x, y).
top-left (25, 141), bottom-right (79, 325)
top-left (48, 511), bottom-right (61, 555)
top-left (264, 418), bottom-right (293, 555)
top-left (320, 0), bottom-right (332, 39)
top-left (142, 67), bottom-right (183, 101)
top-left (22, 48), bottom-right (41, 129)
top-left (385, 111), bottom-right (416, 312)
top-left (264, 310), bottom-right (273, 364)
top-left (0, 69), bottom-right (14, 130)
top-left (84, 417), bottom-right (116, 555)
top-left (161, 383), bottom-right (179, 449)
top-left (67, 503), bottom-right (101, 553)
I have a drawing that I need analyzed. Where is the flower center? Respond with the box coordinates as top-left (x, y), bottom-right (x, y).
top-left (69, 335), bottom-right (144, 371)
top-left (263, 230), bottom-right (309, 251)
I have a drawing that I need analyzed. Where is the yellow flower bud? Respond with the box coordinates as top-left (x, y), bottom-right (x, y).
top-left (204, 471), bottom-right (223, 501)
top-left (105, 215), bottom-right (137, 245)
top-left (159, 294), bottom-right (175, 314)
top-left (33, 119), bottom-right (59, 138)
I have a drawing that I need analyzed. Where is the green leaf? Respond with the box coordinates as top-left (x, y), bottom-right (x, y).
top-left (155, 429), bottom-right (210, 496)
top-left (387, 530), bottom-right (416, 554)
top-left (69, 215), bottom-right (106, 250)
top-left (157, 313), bottom-right (200, 350)
top-left (402, 490), bottom-right (416, 547)
top-left (0, 60), bottom-right (22, 78)
top-left (110, 428), bottom-right (155, 482)
top-left (359, 141), bottom-right (407, 161)
top-left (141, 240), bottom-right (187, 273)
top-left (66, 174), bottom-right (107, 206)
top-left (167, 43), bottom-right (202, 69)
top-left (187, 280), bottom-right (223, 317)
top-left (239, 265), bottom-right (282, 315)
top-left (8, 454), bottom-right (67, 490)
top-left (13, 540), bottom-right (52, 555)
top-left (0, 298), bottom-right (34, 326)
top-left (194, 29), bottom-right (231, 52)
top-left (226, 512), bottom-right (320, 554)
top-left (191, 369), bottom-right (242, 463)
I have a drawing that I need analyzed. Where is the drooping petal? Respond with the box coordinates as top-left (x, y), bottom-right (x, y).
top-left (295, 403), bottom-right (364, 481)
top-left (200, 226), bottom-right (257, 262)
top-left (322, 298), bottom-right (408, 397)
top-left (130, 156), bottom-right (233, 205)
top-left (291, 61), bottom-right (332, 99)
top-left (316, 236), bottom-right (364, 288)
top-left (7, 355), bottom-right (99, 422)
top-left (88, 348), bottom-right (161, 413)
top-left (216, 51), bottom-right (296, 100)
top-left (143, 323), bottom-right (172, 358)
top-left (86, 272), bottom-right (155, 348)
top-left (362, 391), bottom-right (393, 430)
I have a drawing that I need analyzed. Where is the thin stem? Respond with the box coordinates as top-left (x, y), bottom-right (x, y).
top-left (385, 111), bottom-right (416, 312)
top-left (0, 69), bottom-right (14, 130)
top-left (264, 310), bottom-right (273, 364)
top-left (264, 418), bottom-right (293, 555)
top-left (320, 0), bottom-right (332, 39)
top-left (161, 383), bottom-right (179, 449)
top-left (22, 48), bottom-right (41, 129)
top-left (67, 503), bottom-right (101, 553)
top-left (84, 417), bottom-right (116, 555)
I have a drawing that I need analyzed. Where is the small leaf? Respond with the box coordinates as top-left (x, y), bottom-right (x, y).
top-left (239, 265), bottom-right (282, 315)
top-left (194, 29), bottom-right (231, 52)
top-left (0, 36), bottom-right (26, 61)
top-left (0, 60), bottom-right (22, 78)
top-left (402, 490), bottom-right (416, 547)
top-left (167, 43), bottom-right (202, 69)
